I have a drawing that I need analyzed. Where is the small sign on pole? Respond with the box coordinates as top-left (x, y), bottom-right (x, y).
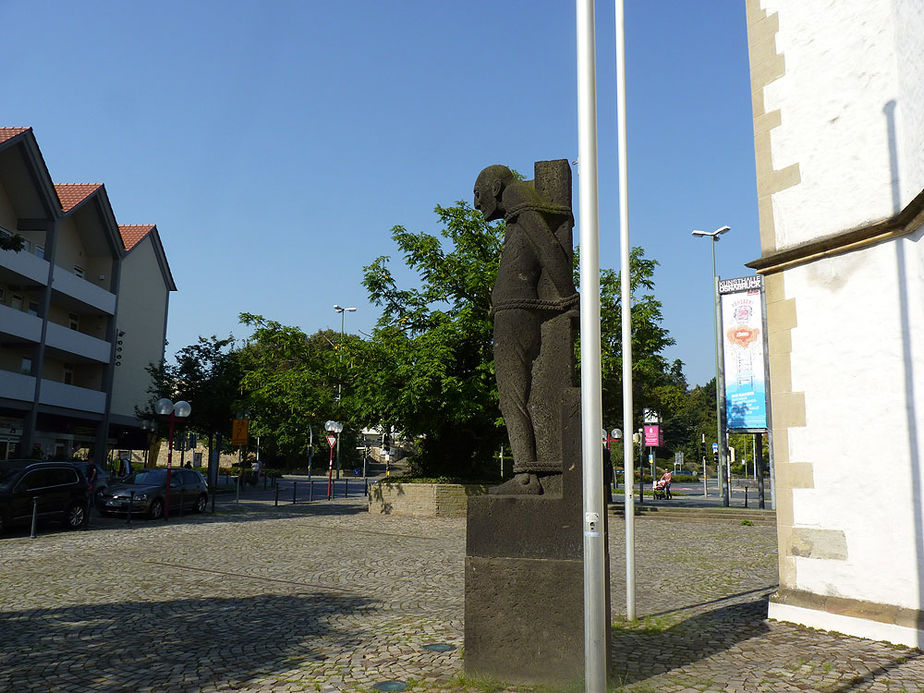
top-left (326, 434), bottom-right (337, 448)
top-left (231, 418), bottom-right (249, 446)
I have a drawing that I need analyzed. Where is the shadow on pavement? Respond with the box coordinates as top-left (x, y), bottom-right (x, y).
top-left (0, 592), bottom-right (374, 690)
top-left (641, 586), bottom-right (776, 620)
top-left (611, 596), bottom-right (771, 684)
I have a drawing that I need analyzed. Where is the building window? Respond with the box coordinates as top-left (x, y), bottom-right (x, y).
top-left (63, 367), bottom-right (74, 385)
top-left (11, 294), bottom-right (23, 311)
top-left (68, 313), bottom-right (80, 331)
top-left (73, 265), bottom-right (85, 279)
top-left (21, 358), bottom-right (32, 375)
top-left (34, 245), bottom-right (44, 259)
top-left (27, 301), bottom-right (39, 317)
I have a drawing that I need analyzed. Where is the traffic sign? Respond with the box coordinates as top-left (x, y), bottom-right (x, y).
top-left (326, 434), bottom-right (337, 448)
top-left (712, 442), bottom-right (719, 454)
top-left (231, 418), bottom-right (249, 446)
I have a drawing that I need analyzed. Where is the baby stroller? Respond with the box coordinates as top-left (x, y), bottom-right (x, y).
top-left (653, 471), bottom-right (672, 500)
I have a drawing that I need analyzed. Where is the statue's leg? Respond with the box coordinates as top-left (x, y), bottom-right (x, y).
top-left (494, 309), bottom-right (540, 472)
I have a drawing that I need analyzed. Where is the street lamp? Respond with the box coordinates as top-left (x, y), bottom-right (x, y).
top-left (324, 420), bottom-right (343, 500)
top-left (138, 418), bottom-right (156, 473)
top-left (692, 224), bottom-right (731, 507)
top-left (154, 397), bottom-right (191, 519)
top-left (332, 304), bottom-right (356, 478)
top-left (610, 428), bottom-right (622, 490)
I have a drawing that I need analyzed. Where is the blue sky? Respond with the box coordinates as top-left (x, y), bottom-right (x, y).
top-left (2, 0), bottom-right (758, 387)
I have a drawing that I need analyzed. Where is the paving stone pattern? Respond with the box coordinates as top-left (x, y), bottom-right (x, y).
top-left (0, 491), bottom-right (921, 691)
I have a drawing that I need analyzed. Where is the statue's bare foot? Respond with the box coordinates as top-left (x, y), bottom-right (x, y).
top-left (490, 473), bottom-right (544, 495)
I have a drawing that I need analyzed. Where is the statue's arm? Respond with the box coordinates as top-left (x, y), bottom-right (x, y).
top-left (521, 211), bottom-right (575, 297)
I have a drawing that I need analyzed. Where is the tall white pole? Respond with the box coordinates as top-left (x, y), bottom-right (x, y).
top-left (576, 0), bottom-right (607, 689)
top-left (614, 0), bottom-right (636, 623)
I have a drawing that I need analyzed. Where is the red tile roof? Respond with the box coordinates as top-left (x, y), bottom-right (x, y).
top-left (54, 183), bottom-right (102, 213)
top-left (119, 224), bottom-right (155, 251)
top-left (0, 127), bottom-right (30, 145)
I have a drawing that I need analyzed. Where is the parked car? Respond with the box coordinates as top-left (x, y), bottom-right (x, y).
top-left (72, 461), bottom-right (111, 508)
top-left (0, 459), bottom-right (89, 533)
top-left (99, 468), bottom-right (208, 519)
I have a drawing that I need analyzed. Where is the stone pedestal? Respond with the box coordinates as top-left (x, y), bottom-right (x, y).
top-left (464, 388), bottom-right (610, 683)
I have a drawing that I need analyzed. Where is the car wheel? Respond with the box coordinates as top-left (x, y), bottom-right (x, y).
top-left (194, 494), bottom-right (207, 513)
top-left (149, 499), bottom-right (164, 520)
top-left (65, 503), bottom-right (86, 530)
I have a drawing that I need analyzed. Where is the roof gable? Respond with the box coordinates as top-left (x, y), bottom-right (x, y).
top-left (119, 224), bottom-right (155, 251)
top-left (0, 127), bottom-right (31, 145)
top-left (54, 183), bottom-right (103, 213)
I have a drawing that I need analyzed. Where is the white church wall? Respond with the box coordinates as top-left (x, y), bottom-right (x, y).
top-left (783, 224), bottom-right (924, 610)
top-left (760, 0), bottom-right (924, 248)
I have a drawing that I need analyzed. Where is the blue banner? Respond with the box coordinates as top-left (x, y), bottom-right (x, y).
top-left (720, 280), bottom-right (768, 431)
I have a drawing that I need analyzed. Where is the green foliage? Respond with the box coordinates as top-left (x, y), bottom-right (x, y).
top-left (356, 201), bottom-right (503, 477)
top-left (0, 232), bottom-right (24, 252)
top-left (142, 335), bottom-right (241, 442)
top-left (582, 246), bottom-right (679, 436)
top-left (238, 314), bottom-right (345, 463)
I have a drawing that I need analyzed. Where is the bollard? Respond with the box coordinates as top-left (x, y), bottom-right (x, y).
top-left (292, 481), bottom-right (297, 504)
top-left (744, 486), bottom-right (749, 508)
top-left (344, 478), bottom-right (349, 498)
top-left (309, 477), bottom-right (314, 502)
top-left (30, 496), bottom-right (39, 539)
top-left (235, 475), bottom-right (240, 504)
top-left (128, 490), bottom-right (134, 525)
top-left (364, 478), bottom-right (368, 497)
top-left (274, 484), bottom-right (279, 507)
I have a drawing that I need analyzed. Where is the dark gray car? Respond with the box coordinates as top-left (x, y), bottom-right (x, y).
top-left (0, 460), bottom-right (89, 532)
top-left (99, 468), bottom-right (208, 519)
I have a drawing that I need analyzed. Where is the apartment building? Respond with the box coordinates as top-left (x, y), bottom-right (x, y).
top-left (0, 127), bottom-right (175, 462)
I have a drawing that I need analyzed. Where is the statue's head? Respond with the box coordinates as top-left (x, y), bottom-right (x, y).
top-left (474, 165), bottom-right (514, 221)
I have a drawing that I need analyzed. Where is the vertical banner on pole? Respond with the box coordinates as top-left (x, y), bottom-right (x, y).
top-left (719, 275), bottom-right (769, 432)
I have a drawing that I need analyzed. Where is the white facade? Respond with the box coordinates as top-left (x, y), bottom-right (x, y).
top-left (747, 0), bottom-right (924, 647)
top-left (110, 228), bottom-right (173, 422)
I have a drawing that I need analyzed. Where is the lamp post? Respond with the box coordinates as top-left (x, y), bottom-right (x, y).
top-left (333, 305), bottom-right (356, 479)
top-left (139, 419), bottom-right (156, 472)
top-left (324, 420), bottom-right (342, 500)
top-left (692, 224), bottom-right (731, 507)
top-left (611, 428), bottom-right (622, 489)
top-left (154, 397), bottom-right (191, 519)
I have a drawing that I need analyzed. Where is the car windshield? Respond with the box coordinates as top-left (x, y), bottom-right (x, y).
top-left (126, 470), bottom-right (167, 485)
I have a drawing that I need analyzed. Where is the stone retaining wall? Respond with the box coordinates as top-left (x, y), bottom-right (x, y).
top-left (368, 481), bottom-right (489, 517)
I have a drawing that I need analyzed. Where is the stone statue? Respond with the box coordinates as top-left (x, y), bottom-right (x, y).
top-left (474, 160), bottom-right (578, 494)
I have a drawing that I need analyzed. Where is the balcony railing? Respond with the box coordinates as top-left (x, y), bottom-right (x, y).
top-left (51, 267), bottom-right (116, 315)
top-left (0, 246), bottom-right (50, 285)
top-left (44, 322), bottom-right (111, 363)
top-left (38, 379), bottom-right (106, 414)
top-left (0, 369), bottom-right (37, 403)
top-left (0, 303), bottom-right (42, 342)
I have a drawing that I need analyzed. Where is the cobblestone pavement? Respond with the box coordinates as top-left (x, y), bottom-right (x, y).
top-left (0, 490), bottom-right (921, 692)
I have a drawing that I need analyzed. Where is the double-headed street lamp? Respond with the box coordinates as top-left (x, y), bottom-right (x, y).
top-left (691, 224), bottom-right (731, 507)
top-left (154, 397), bottom-right (191, 519)
top-left (324, 420), bottom-right (343, 500)
top-left (332, 304), bottom-right (355, 478)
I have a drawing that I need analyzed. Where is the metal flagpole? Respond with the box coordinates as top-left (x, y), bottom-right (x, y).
top-left (576, 0), bottom-right (607, 689)
top-left (614, 0), bottom-right (636, 623)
